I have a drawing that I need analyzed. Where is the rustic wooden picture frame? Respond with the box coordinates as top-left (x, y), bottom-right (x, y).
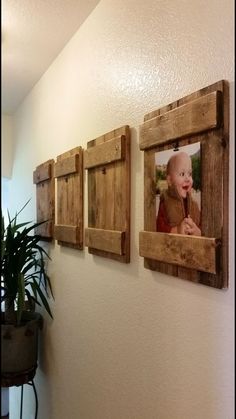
top-left (54, 146), bottom-right (83, 249)
top-left (84, 125), bottom-right (130, 263)
top-left (139, 80), bottom-right (229, 289)
top-left (33, 159), bottom-right (55, 240)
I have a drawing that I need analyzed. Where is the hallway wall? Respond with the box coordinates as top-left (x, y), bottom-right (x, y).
top-left (9, 1), bottom-right (234, 418)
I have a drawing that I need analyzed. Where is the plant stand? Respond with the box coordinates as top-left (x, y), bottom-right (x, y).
top-left (1, 366), bottom-right (38, 419)
top-left (20, 380), bottom-right (38, 419)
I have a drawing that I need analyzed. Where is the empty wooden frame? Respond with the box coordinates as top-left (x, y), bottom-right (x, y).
top-left (139, 80), bottom-right (229, 289)
top-left (84, 126), bottom-right (130, 262)
top-left (33, 159), bottom-right (55, 240)
top-left (54, 147), bottom-right (83, 249)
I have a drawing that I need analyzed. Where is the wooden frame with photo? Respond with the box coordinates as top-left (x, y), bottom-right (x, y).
top-left (139, 80), bottom-right (229, 289)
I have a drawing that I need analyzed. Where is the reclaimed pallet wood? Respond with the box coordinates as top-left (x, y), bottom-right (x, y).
top-left (139, 80), bottom-right (229, 289)
top-left (84, 125), bottom-right (130, 263)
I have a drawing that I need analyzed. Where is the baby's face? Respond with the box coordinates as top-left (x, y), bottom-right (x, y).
top-left (167, 154), bottom-right (193, 198)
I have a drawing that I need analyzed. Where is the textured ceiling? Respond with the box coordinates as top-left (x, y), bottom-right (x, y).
top-left (1, 0), bottom-right (100, 114)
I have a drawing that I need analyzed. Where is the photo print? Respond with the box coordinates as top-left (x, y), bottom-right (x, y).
top-left (155, 142), bottom-right (201, 236)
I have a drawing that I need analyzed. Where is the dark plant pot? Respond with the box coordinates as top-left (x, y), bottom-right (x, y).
top-left (1, 311), bottom-right (43, 387)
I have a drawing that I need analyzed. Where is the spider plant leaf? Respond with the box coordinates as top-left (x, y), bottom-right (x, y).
top-left (32, 278), bottom-right (53, 318)
top-left (16, 273), bottom-right (26, 325)
top-left (2, 200), bottom-right (53, 324)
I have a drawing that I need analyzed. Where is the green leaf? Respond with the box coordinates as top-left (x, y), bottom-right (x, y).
top-left (2, 200), bottom-right (54, 325)
top-left (16, 273), bottom-right (26, 325)
top-left (32, 278), bottom-right (53, 319)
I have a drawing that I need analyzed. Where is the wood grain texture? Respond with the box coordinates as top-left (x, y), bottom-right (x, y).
top-left (55, 147), bottom-right (83, 249)
top-left (54, 154), bottom-right (79, 178)
top-left (140, 231), bottom-right (220, 274)
top-left (84, 135), bottom-right (126, 169)
top-left (54, 225), bottom-right (80, 244)
top-left (222, 80), bottom-right (230, 288)
top-left (86, 125), bottom-right (130, 262)
top-left (144, 80), bottom-right (224, 120)
top-left (140, 80), bottom-right (229, 289)
top-left (140, 90), bottom-right (222, 150)
top-left (33, 159), bottom-right (55, 240)
top-left (85, 228), bottom-right (125, 255)
top-left (33, 164), bottom-right (51, 184)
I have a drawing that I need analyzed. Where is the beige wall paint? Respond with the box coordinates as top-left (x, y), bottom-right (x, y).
top-left (10, 0), bottom-right (234, 418)
top-left (1, 114), bottom-right (13, 178)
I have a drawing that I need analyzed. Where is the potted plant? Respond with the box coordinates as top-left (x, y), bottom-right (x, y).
top-left (1, 201), bottom-right (54, 386)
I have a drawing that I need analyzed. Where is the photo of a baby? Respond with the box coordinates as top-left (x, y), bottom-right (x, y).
top-left (155, 143), bottom-right (201, 236)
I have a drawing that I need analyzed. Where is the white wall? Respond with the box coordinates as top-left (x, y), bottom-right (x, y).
top-left (1, 114), bottom-right (13, 179)
top-left (10, 1), bottom-right (234, 418)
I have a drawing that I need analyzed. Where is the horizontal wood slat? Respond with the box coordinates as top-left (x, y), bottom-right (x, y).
top-left (139, 231), bottom-right (220, 274)
top-left (85, 228), bottom-right (126, 255)
top-left (35, 221), bottom-right (53, 238)
top-left (54, 224), bottom-right (80, 244)
top-left (54, 154), bottom-right (79, 178)
top-left (33, 164), bottom-right (51, 184)
top-left (84, 135), bottom-right (126, 169)
top-left (139, 90), bottom-right (222, 150)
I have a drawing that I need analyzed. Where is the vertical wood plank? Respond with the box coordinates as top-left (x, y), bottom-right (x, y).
top-left (55, 147), bottom-right (83, 249)
top-left (34, 159), bottom-right (55, 240)
top-left (87, 126), bottom-right (130, 262)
